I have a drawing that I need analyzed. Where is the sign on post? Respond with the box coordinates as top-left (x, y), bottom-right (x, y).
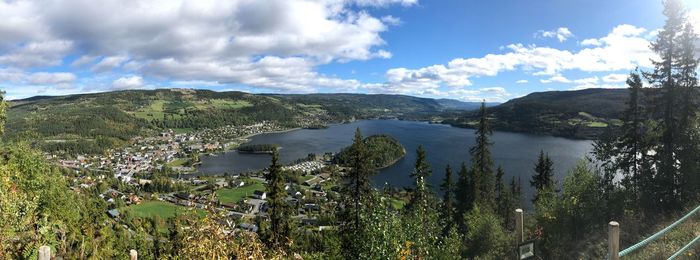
top-left (518, 240), bottom-right (535, 260)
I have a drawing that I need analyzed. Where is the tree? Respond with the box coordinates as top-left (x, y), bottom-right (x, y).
top-left (407, 145), bottom-right (431, 210)
top-left (531, 150), bottom-right (555, 203)
top-left (440, 164), bottom-right (456, 235)
top-left (342, 128), bottom-right (374, 229)
top-left (0, 91), bottom-right (6, 137)
top-left (265, 150), bottom-right (292, 249)
top-left (340, 128), bottom-right (376, 258)
top-left (675, 20), bottom-right (700, 205)
top-left (494, 166), bottom-right (511, 223)
top-left (644, 0), bottom-right (698, 211)
top-left (470, 101), bottom-right (495, 206)
top-left (403, 147), bottom-right (441, 258)
top-left (455, 162), bottom-right (474, 230)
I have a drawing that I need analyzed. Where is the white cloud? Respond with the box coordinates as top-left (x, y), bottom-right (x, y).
top-left (28, 72), bottom-right (76, 85)
top-left (537, 27), bottom-right (574, 42)
top-left (571, 83), bottom-right (626, 90)
top-left (112, 76), bottom-right (144, 90)
top-left (91, 56), bottom-right (129, 72)
top-left (0, 0), bottom-right (411, 96)
top-left (602, 73), bottom-right (628, 83)
top-left (516, 79), bottom-right (528, 84)
top-left (372, 24), bottom-right (655, 95)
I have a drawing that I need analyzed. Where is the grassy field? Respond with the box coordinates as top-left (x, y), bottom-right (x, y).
top-left (387, 198), bottom-right (406, 210)
top-left (194, 99), bottom-right (252, 110)
top-left (166, 158), bottom-right (189, 167)
top-left (587, 121), bottom-right (609, 128)
top-left (127, 201), bottom-right (204, 219)
top-left (173, 128), bottom-right (195, 134)
top-left (216, 180), bottom-right (265, 204)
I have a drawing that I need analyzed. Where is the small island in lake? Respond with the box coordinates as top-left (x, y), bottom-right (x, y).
top-left (236, 144), bottom-right (280, 154)
top-left (334, 134), bottom-right (406, 169)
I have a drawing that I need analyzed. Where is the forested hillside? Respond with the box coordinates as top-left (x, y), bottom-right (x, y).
top-left (5, 89), bottom-right (475, 154)
top-left (446, 88), bottom-right (632, 139)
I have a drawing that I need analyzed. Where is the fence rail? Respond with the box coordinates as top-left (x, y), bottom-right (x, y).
top-left (609, 205), bottom-right (700, 260)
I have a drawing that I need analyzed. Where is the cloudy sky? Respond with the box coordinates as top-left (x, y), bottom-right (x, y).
top-left (1, 0), bottom-right (699, 101)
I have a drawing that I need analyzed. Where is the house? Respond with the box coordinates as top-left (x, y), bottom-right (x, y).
top-left (228, 211), bottom-right (245, 219)
top-left (253, 190), bottom-right (267, 200)
top-left (107, 209), bottom-right (120, 218)
top-left (175, 192), bottom-right (192, 200)
top-left (238, 223), bottom-right (259, 233)
top-left (304, 203), bottom-right (321, 212)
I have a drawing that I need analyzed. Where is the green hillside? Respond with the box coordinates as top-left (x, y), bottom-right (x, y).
top-left (5, 89), bottom-right (470, 154)
top-left (445, 88), bottom-right (631, 139)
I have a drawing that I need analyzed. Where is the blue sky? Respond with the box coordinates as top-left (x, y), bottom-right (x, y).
top-left (1, 0), bottom-right (699, 101)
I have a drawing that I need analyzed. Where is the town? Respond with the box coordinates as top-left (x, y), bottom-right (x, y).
top-left (59, 121), bottom-right (355, 235)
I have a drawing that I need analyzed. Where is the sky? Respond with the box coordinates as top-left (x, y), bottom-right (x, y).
top-left (1, 0), bottom-right (700, 102)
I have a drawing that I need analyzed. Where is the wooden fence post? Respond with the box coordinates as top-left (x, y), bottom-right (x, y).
top-left (609, 221), bottom-right (620, 260)
top-left (515, 208), bottom-right (524, 243)
top-left (38, 246), bottom-right (51, 260)
top-left (130, 249), bottom-right (138, 260)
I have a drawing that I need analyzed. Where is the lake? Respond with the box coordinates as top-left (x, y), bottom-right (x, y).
top-left (197, 120), bottom-right (593, 203)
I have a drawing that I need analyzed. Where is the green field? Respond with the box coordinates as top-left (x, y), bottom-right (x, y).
top-left (173, 128), bottom-right (195, 134)
top-left (587, 121), bottom-right (609, 128)
top-left (387, 198), bottom-right (406, 210)
top-left (216, 180), bottom-right (265, 204)
top-left (166, 158), bottom-right (189, 167)
top-left (126, 201), bottom-right (204, 219)
top-left (194, 99), bottom-right (252, 110)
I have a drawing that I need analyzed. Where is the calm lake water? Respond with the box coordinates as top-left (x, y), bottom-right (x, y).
top-left (197, 120), bottom-right (593, 202)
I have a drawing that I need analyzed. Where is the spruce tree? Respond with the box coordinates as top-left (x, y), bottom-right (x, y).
top-left (266, 150), bottom-right (291, 248)
top-left (676, 21), bottom-right (699, 205)
top-left (644, 0), bottom-right (693, 211)
top-left (0, 91), bottom-right (5, 137)
top-left (494, 166), bottom-right (510, 223)
top-left (470, 101), bottom-right (495, 206)
top-left (404, 146), bottom-right (440, 258)
top-left (344, 128), bottom-right (373, 229)
top-left (440, 164), bottom-right (456, 235)
top-left (455, 162), bottom-right (474, 230)
top-left (531, 150), bottom-right (554, 203)
top-left (408, 145), bottom-right (432, 209)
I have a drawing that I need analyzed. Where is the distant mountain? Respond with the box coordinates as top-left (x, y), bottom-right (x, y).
top-left (4, 89), bottom-right (475, 154)
top-left (445, 88), bottom-right (631, 139)
top-left (436, 99), bottom-right (499, 110)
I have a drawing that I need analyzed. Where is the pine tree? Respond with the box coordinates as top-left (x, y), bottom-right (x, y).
top-left (340, 128), bottom-right (375, 258)
top-left (455, 162), bottom-right (474, 230)
top-left (676, 21), bottom-right (700, 205)
top-left (494, 166), bottom-right (510, 223)
top-left (344, 128), bottom-right (373, 229)
top-left (266, 150), bottom-right (292, 248)
top-left (644, 0), bottom-right (692, 211)
top-left (408, 145), bottom-right (432, 210)
top-left (531, 150), bottom-right (554, 203)
top-left (0, 91), bottom-right (6, 137)
top-left (404, 146), bottom-right (440, 258)
top-left (470, 101), bottom-right (495, 207)
top-left (440, 164), bottom-right (456, 235)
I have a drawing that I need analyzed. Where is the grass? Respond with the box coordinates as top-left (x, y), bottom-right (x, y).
top-left (126, 201), bottom-right (205, 219)
top-left (173, 128), bottom-right (195, 134)
top-left (626, 214), bottom-right (700, 259)
top-left (193, 99), bottom-right (252, 110)
top-left (387, 198), bottom-right (406, 210)
top-left (216, 180), bottom-right (265, 204)
top-left (166, 158), bottom-right (189, 167)
top-left (587, 121), bottom-right (609, 128)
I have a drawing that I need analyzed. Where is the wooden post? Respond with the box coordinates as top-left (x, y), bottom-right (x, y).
top-left (608, 221), bottom-right (620, 260)
top-left (515, 208), bottom-right (524, 243)
top-left (38, 246), bottom-right (51, 260)
top-left (130, 249), bottom-right (138, 260)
